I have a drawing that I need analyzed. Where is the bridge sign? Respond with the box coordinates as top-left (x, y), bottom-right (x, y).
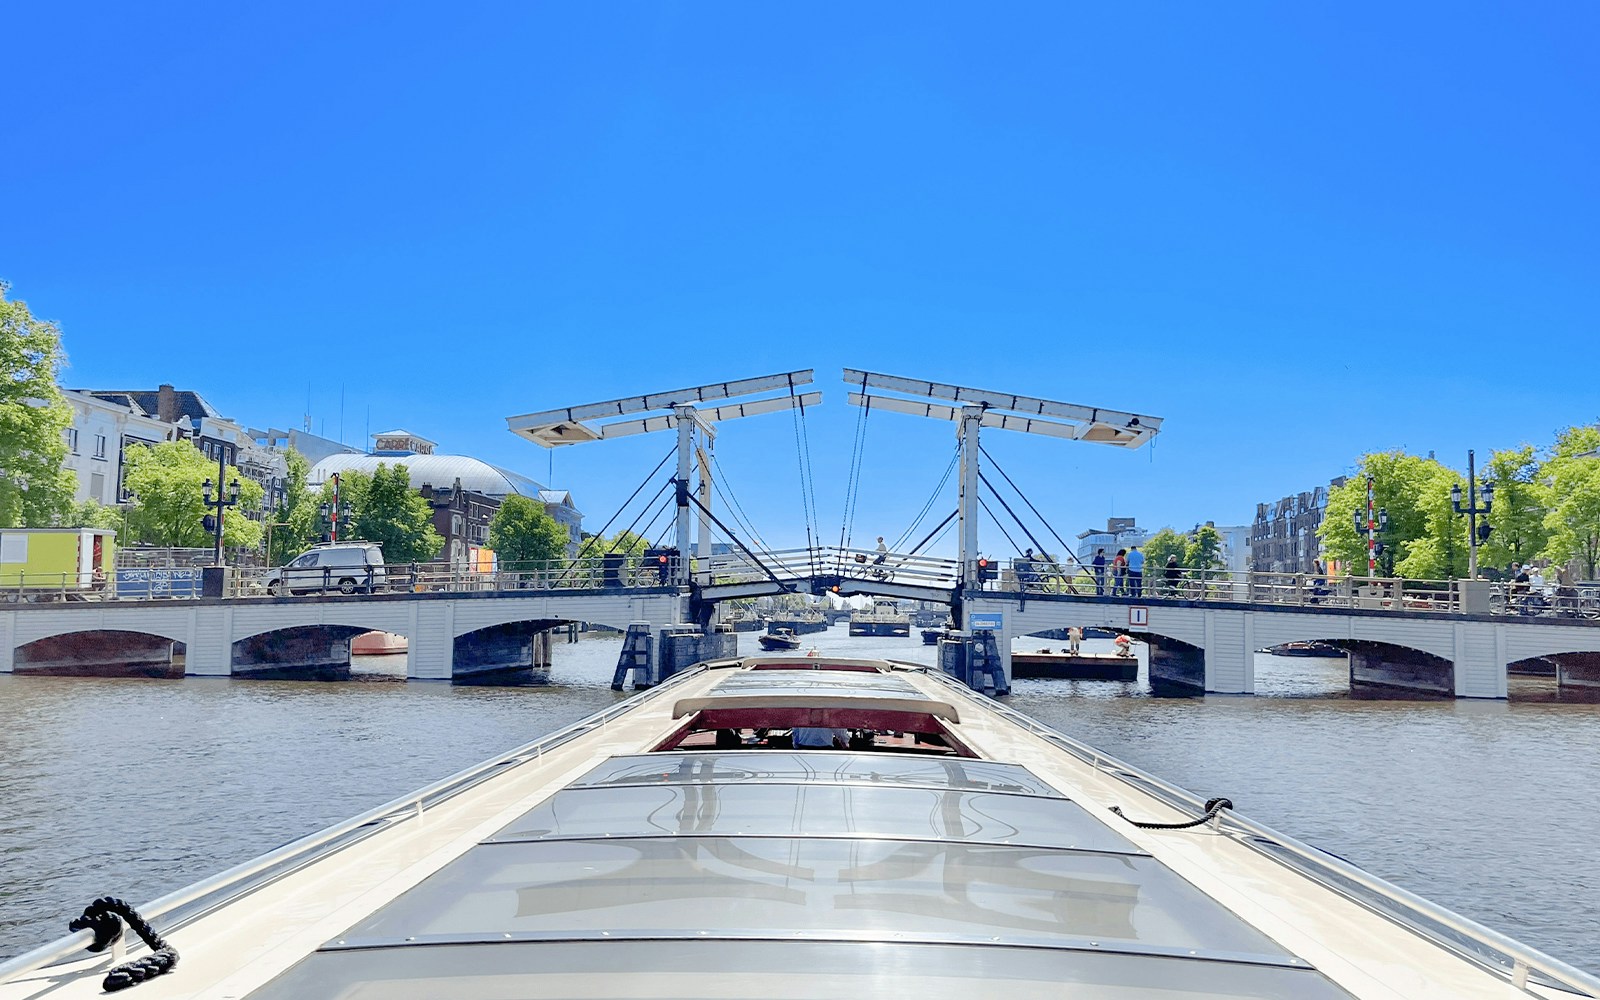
top-left (970, 612), bottom-right (1004, 631)
top-left (1129, 607), bottom-right (1149, 627)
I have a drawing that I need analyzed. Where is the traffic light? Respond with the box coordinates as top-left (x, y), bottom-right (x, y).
top-left (1477, 521), bottom-right (1493, 543)
top-left (977, 558), bottom-right (997, 582)
top-left (644, 547), bottom-right (675, 585)
top-left (202, 514), bottom-right (216, 533)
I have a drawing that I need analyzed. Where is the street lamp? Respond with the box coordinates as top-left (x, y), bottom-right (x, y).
top-left (1353, 505), bottom-right (1393, 577)
top-left (202, 470), bottom-right (241, 567)
top-left (1450, 449), bottom-right (1494, 580)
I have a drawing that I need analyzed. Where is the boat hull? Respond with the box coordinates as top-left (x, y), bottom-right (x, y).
top-left (1011, 652), bottom-right (1137, 681)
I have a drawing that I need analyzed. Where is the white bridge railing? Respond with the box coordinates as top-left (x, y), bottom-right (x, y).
top-left (702, 546), bottom-right (961, 593)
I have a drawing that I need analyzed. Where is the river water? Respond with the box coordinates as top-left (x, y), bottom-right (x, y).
top-left (2, 627), bottom-right (1597, 974)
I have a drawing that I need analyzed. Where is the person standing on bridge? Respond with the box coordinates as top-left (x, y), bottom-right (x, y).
top-left (1093, 549), bottom-right (1107, 595)
top-left (1164, 554), bottom-right (1181, 596)
top-left (1111, 549), bottom-right (1127, 596)
top-left (874, 537), bottom-right (888, 564)
top-left (1126, 545), bottom-right (1145, 598)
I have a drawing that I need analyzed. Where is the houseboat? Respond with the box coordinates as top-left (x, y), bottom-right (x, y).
top-left (2, 656), bottom-right (1596, 1000)
top-left (848, 598), bottom-right (911, 637)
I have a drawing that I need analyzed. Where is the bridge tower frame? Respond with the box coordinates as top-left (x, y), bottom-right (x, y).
top-left (843, 369), bottom-right (1163, 625)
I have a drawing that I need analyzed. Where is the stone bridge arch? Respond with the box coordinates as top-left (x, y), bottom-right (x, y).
top-left (12, 628), bottom-right (187, 678)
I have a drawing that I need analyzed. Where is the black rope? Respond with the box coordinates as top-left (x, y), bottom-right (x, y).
top-left (889, 442), bottom-right (961, 553)
top-left (569, 445), bottom-right (677, 564)
top-left (1109, 797), bottom-right (1233, 830)
top-left (980, 445), bottom-right (1094, 575)
top-left (68, 897), bottom-right (178, 992)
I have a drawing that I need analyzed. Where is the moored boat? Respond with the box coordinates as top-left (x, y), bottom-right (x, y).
top-left (848, 598), bottom-right (911, 637)
top-left (3, 655), bottom-right (1597, 999)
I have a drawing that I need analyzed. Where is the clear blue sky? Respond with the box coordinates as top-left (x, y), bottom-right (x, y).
top-left (6, 3), bottom-right (1597, 555)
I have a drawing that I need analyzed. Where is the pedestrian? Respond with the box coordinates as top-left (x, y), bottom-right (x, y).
top-left (1092, 548), bottom-right (1107, 596)
top-left (1067, 625), bottom-right (1081, 654)
top-left (1126, 545), bottom-right (1145, 598)
top-left (1111, 549), bottom-right (1128, 596)
top-left (1163, 554), bottom-right (1181, 596)
top-left (1018, 548), bottom-right (1037, 590)
top-left (873, 536), bottom-right (887, 564)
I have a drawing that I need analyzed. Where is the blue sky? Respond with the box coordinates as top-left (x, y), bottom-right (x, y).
top-left (6, 3), bottom-right (1597, 556)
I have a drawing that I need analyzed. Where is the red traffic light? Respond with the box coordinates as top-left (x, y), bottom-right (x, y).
top-left (657, 555), bottom-right (668, 564)
top-left (977, 558), bottom-right (989, 568)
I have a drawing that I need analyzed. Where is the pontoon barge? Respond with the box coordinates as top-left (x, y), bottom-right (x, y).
top-left (2, 655), bottom-right (1596, 999)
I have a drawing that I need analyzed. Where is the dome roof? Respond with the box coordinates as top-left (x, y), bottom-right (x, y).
top-left (309, 453), bottom-right (548, 500)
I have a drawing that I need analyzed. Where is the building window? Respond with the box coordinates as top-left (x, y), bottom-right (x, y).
top-left (66, 428), bottom-right (79, 453)
top-left (93, 434), bottom-right (107, 459)
top-left (90, 472), bottom-right (105, 498)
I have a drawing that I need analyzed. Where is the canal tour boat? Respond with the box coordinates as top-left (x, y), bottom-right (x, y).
top-left (2, 656), bottom-right (1597, 1000)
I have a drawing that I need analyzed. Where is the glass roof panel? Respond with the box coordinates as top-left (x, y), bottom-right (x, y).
top-left (488, 783), bottom-right (1141, 854)
top-left (246, 940), bottom-right (1355, 1000)
top-left (575, 752), bottom-right (1063, 797)
top-left (335, 837), bottom-right (1292, 961)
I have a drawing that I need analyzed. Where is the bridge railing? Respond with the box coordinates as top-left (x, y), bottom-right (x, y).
top-left (1001, 563), bottom-right (1600, 619)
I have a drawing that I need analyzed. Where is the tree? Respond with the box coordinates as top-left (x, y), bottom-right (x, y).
top-left (1480, 445), bottom-right (1550, 571)
top-left (1542, 425), bottom-right (1600, 579)
top-left (1184, 524), bottom-right (1224, 572)
top-left (1320, 451), bottom-right (1462, 578)
top-left (1140, 528), bottom-right (1189, 573)
top-left (575, 530), bottom-right (650, 561)
top-left (342, 463), bottom-right (441, 564)
top-left (123, 441), bottom-right (264, 549)
top-left (267, 449), bottom-right (320, 565)
top-left (488, 495), bottom-right (569, 567)
top-left (0, 281), bottom-right (75, 526)
top-left (64, 498), bottom-right (124, 537)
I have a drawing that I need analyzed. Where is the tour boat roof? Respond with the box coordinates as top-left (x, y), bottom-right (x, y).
top-left (2, 657), bottom-right (1595, 999)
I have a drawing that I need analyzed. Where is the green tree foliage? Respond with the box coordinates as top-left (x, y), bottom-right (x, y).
top-left (268, 449), bottom-right (320, 565)
top-left (0, 281), bottom-right (75, 526)
top-left (1542, 425), bottom-right (1600, 579)
top-left (1140, 528), bottom-right (1189, 573)
top-left (65, 499), bottom-right (124, 536)
top-left (488, 495), bottom-right (569, 567)
top-left (123, 441), bottom-right (264, 549)
top-left (1320, 451), bottom-right (1463, 579)
top-left (1480, 445), bottom-right (1550, 570)
top-left (576, 530), bottom-right (650, 561)
top-left (338, 463), bottom-right (441, 564)
top-left (1184, 524), bottom-right (1224, 571)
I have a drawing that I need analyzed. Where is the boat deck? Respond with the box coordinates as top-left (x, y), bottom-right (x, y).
top-left (1, 657), bottom-right (1592, 999)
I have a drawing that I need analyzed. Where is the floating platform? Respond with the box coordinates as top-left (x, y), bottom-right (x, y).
top-left (1011, 650), bottom-right (1137, 680)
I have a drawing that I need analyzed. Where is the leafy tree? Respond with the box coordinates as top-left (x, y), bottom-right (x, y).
top-left (123, 441), bottom-right (264, 549)
top-left (1184, 524), bottom-right (1224, 572)
top-left (1480, 445), bottom-right (1550, 571)
top-left (1321, 451), bottom-right (1462, 578)
top-left (267, 449), bottom-right (320, 565)
top-left (340, 462), bottom-right (441, 564)
top-left (488, 494), bottom-right (569, 567)
top-left (576, 530), bottom-right (651, 561)
top-left (1542, 425), bottom-right (1600, 579)
top-left (0, 281), bottom-right (75, 526)
top-left (1140, 528), bottom-right (1189, 573)
top-left (64, 498), bottom-right (124, 536)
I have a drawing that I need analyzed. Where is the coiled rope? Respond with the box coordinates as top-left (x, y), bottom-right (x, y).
top-left (1109, 797), bottom-right (1233, 830)
top-left (69, 897), bottom-right (179, 992)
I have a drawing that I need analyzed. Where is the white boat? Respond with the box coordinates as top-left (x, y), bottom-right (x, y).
top-left (848, 598), bottom-right (911, 636)
top-left (3, 655), bottom-right (1597, 999)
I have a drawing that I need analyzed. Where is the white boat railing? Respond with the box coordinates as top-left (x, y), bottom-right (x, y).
top-left (0, 663), bottom-right (712, 985)
top-left (920, 666), bottom-right (1600, 997)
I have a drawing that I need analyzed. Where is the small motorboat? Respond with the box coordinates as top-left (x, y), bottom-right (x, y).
top-left (921, 626), bottom-right (946, 645)
top-left (758, 627), bottom-right (802, 651)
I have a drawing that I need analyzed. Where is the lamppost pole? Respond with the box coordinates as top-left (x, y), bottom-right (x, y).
top-left (1450, 449), bottom-right (1494, 580)
top-left (1365, 475), bottom-right (1376, 578)
top-left (202, 446), bottom-right (241, 568)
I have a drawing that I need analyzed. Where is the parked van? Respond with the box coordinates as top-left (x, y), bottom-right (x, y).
top-left (264, 542), bottom-right (386, 596)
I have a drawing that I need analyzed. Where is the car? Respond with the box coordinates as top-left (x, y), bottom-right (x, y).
top-left (264, 543), bottom-right (387, 596)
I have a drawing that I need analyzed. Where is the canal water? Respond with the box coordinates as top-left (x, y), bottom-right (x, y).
top-left (2, 627), bottom-right (1597, 974)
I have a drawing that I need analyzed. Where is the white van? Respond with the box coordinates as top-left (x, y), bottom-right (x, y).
top-left (264, 543), bottom-right (387, 596)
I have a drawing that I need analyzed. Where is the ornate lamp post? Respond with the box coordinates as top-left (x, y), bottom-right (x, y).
top-left (1353, 504), bottom-right (1392, 577)
top-left (1450, 449), bottom-right (1494, 580)
top-left (201, 470), bottom-right (241, 567)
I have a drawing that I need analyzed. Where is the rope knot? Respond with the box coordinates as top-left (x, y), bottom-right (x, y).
top-left (68, 897), bottom-right (179, 992)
